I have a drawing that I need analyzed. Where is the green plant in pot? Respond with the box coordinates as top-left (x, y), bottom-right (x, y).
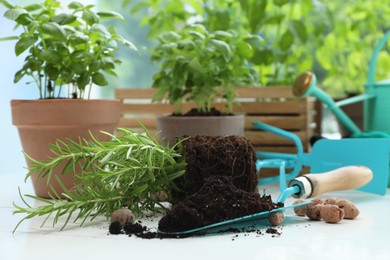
top-left (150, 24), bottom-right (260, 144)
top-left (0, 0), bottom-right (137, 198)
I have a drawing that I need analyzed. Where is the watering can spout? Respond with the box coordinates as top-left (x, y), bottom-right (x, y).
top-left (293, 71), bottom-right (362, 135)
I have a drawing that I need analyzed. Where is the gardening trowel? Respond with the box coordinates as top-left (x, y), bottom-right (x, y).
top-left (157, 166), bottom-right (372, 236)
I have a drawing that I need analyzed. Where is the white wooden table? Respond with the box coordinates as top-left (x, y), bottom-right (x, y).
top-left (1, 171), bottom-right (389, 260)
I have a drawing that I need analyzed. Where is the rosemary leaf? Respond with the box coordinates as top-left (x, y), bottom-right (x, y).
top-left (13, 127), bottom-right (187, 231)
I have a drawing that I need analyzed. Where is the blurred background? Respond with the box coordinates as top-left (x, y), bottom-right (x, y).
top-left (1, 0), bottom-right (390, 175)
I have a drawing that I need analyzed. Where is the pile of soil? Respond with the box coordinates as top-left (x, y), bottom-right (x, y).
top-left (109, 176), bottom-right (282, 238)
top-left (109, 134), bottom-right (274, 238)
top-left (172, 135), bottom-right (258, 201)
top-left (158, 176), bottom-right (281, 233)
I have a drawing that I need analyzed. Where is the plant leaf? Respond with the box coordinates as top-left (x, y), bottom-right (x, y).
top-left (42, 22), bottom-right (67, 40)
top-left (188, 58), bottom-right (203, 72)
top-left (237, 41), bottom-right (254, 59)
top-left (82, 9), bottom-right (99, 26)
top-left (13, 69), bottom-right (25, 83)
top-left (290, 20), bottom-right (308, 43)
top-left (97, 11), bottom-right (125, 23)
top-left (4, 8), bottom-right (27, 21)
top-left (68, 1), bottom-right (83, 10)
top-left (15, 36), bottom-right (37, 56)
top-left (274, 0), bottom-right (289, 7)
top-left (24, 4), bottom-right (43, 12)
top-left (89, 24), bottom-right (110, 38)
top-left (77, 72), bottom-right (90, 88)
top-left (70, 50), bottom-right (94, 62)
top-left (92, 72), bottom-right (108, 86)
top-left (279, 30), bottom-right (294, 51)
top-left (44, 66), bottom-right (60, 80)
top-left (210, 39), bottom-right (232, 62)
top-left (0, 0), bottom-right (14, 9)
top-left (38, 50), bottom-right (62, 64)
top-left (51, 13), bottom-right (77, 25)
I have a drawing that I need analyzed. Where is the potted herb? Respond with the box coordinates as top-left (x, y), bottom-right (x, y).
top-left (151, 24), bottom-right (260, 144)
top-left (0, 0), bottom-right (137, 198)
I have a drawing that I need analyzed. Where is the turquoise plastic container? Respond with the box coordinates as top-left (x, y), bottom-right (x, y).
top-left (364, 31), bottom-right (390, 133)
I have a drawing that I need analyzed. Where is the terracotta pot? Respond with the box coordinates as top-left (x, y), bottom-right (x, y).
top-left (11, 99), bottom-right (120, 198)
top-left (156, 114), bottom-right (245, 145)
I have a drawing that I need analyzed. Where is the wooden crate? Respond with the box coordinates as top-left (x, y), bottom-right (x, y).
top-left (115, 86), bottom-right (321, 154)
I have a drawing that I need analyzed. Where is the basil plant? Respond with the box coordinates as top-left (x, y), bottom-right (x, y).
top-left (0, 0), bottom-right (137, 99)
top-left (151, 24), bottom-right (260, 114)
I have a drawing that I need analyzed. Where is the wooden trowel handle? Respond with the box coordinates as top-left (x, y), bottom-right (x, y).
top-left (289, 166), bottom-right (373, 198)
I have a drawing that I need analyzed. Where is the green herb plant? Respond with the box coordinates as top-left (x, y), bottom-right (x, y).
top-left (123, 0), bottom-right (318, 86)
top-left (151, 24), bottom-right (260, 114)
top-left (13, 127), bottom-right (186, 231)
top-left (314, 0), bottom-right (390, 97)
top-left (123, 0), bottom-right (390, 97)
top-left (0, 0), bottom-right (137, 99)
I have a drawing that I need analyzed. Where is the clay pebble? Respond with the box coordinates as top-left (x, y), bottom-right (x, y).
top-left (293, 199), bottom-right (308, 216)
top-left (325, 197), bottom-right (339, 205)
top-left (268, 212), bottom-right (284, 226)
top-left (111, 208), bottom-right (135, 227)
top-left (320, 204), bottom-right (345, 223)
top-left (336, 199), bottom-right (360, 219)
top-left (306, 204), bottom-right (323, 220)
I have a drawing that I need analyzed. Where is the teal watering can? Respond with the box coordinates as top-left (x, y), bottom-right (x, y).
top-left (293, 30), bottom-right (390, 138)
top-left (253, 121), bottom-right (389, 195)
top-left (289, 31), bottom-right (390, 189)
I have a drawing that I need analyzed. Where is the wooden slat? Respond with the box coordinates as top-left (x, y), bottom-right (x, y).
top-left (119, 100), bottom-right (309, 115)
top-left (116, 86), bottom-right (296, 100)
top-left (244, 131), bottom-right (307, 146)
top-left (245, 116), bottom-right (306, 130)
top-left (234, 100), bottom-right (308, 114)
top-left (115, 87), bottom-right (321, 153)
top-left (235, 86), bottom-right (294, 98)
top-left (119, 115), bottom-right (309, 131)
top-left (118, 117), bottom-right (158, 129)
top-left (116, 88), bottom-right (158, 99)
top-left (253, 146), bottom-right (298, 154)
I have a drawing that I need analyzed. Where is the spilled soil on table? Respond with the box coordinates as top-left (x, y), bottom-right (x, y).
top-left (108, 135), bottom-right (282, 239)
top-left (158, 176), bottom-right (280, 233)
top-left (109, 176), bottom-right (282, 239)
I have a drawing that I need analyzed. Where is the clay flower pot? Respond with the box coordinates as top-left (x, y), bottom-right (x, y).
top-left (11, 99), bottom-right (120, 198)
top-left (156, 114), bottom-right (245, 145)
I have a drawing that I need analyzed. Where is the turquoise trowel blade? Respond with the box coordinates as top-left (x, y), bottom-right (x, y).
top-left (303, 138), bottom-right (390, 195)
top-left (157, 201), bottom-right (311, 236)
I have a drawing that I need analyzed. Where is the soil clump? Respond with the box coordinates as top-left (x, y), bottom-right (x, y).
top-left (159, 176), bottom-right (281, 233)
top-left (172, 135), bottom-right (258, 201)
top-left (108, 176), bottom-right (282, 238)
top-left (108, 135), bottom-right (277, 238)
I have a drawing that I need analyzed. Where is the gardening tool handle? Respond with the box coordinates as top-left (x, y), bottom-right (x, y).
top-left (289, 166), bottom-right (373, 198)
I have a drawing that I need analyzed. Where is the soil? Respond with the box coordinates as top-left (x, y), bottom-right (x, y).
top-left (174, 108), bottom-right (232, 117)
top-left (158, 176), bottom-right (282, 233)
top-left (108, 134), bottom-right (273, 239)
top-left (171, 135), bottom-right (258, 201)
top-left (108, 176), bottom-right (283, 239)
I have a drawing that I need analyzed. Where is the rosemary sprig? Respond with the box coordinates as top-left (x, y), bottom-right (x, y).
top-left (13, 127), bottom-right (187, 232)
